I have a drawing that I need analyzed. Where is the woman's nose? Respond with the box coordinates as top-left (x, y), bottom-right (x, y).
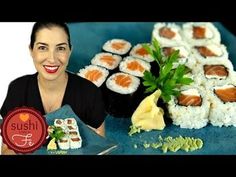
top-left (47, 50), bottom-right (57, 63)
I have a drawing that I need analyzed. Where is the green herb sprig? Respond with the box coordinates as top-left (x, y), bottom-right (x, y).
top-left (49, 126), bottom-right (65, 141)
top-left (142, 38), bottom-right (193, 103)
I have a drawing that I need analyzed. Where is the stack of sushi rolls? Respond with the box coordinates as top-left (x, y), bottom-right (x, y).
top-left (181, 22), bottom-right (221, 46)
top-left (104, 72), bottom-right (141, 117)
top-left (102, 39), bottom-right (132, 57)
top-left (151, 22), bottom-right (236, 128)
top-left (77, 65), bottom-right (109, 87)
top-left (152, 23), bottom-right (184, 46)
top-left (167, 85), bottom-right (210, 129)
top-left (54, 118), bottom-right (82, 150)
top-left (207, 84), bottom-right (236, 127)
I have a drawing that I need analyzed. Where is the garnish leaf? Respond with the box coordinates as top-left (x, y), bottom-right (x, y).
top-left (142, 38), bottom-right (193, 103)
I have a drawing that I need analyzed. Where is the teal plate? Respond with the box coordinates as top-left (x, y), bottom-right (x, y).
top-left (33, 105), bottom-right (117, 155)
top-left (67, 22), bottom-right (236, 155)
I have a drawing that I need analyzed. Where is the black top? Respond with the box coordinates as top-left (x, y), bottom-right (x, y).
top-left (0, 72), bottom-right (106, 128)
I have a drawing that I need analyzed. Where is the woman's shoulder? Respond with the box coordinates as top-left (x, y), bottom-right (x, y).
top-left (8, 73), bottom-right (37, 89)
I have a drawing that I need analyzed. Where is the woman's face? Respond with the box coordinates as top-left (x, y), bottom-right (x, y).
top-left (30, 26), bottom-right (72, 81)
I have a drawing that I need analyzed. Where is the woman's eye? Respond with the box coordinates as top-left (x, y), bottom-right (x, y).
top-left (57, 47), bottom-right (66, 51)
top-left (38, 46), bottom-right (47, 50)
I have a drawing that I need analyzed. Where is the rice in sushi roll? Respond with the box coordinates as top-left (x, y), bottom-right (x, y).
top-left (182, 22), bottom-right (221, 46)
top-left (77, 65), bottom-right (109, 87)
top-left (91, 52), bottom-right (122, 70)
top-left (119, 56), bottom-right (151, 77)
top-left (167, 86), bottom-right (210, 129)
top-left (129, 43), bottom-right (154, 62)
top-left (103, 72), bottom-right (141, 117)
top-left (208, 84), bottom-right (236, 127)
top-left (102, 39), bottom-right (132, 56)
top-left (152, 23), bottom-right (183, 46)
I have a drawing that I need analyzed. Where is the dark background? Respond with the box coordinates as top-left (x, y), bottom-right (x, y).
top-left (222, 22), bottom-right (236, 35)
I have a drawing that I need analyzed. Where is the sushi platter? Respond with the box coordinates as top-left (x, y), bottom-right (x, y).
top-left (67, 22), bottom-right (236, 154)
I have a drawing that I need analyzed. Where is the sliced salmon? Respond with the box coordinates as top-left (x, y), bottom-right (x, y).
top-left (115, 74), bottom-right (132, 87)
top-left (204, 65), bottom-right (228, 77)
top-left (178, 94), bottom-right (202, 106)
top-left (215, 87), bottom-right (236, 102)
top-left (159, 27), bottom-right (176, 39)
top-left (193, 26), bottom-right (206, 39)
top-left (85, 69), bottom-right (102, 82)
top-left (195, 46), bottom-right (217, 57)
top-left (111, 42), bottom-right (126, 50)
top-left (71, 137), bottom-right (80, 141)
top-left (135, 47), bottom-right (149, 56)
top-left (163, 47), bottom-right (175, 57)
top-left (100, 55), bottom-right (115, 66)
top-left (127, 61), bottom-right (145, 72)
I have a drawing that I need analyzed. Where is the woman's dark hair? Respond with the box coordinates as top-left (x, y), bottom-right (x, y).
top-left (30, 22), bottom-right (72, 50)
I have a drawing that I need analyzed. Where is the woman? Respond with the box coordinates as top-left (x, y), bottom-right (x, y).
top-left (0, 22), bottom-right (106, 154)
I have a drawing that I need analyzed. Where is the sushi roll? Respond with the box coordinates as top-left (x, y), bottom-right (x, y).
top-left (69, 136), bottom-right (82, 149)
top-left (91, 52), bottom-right (122, 71)
top-left (119, 56), bottom-right (151, 77)
top-left (65, 118), bottom-right (77, 126)
top-left (129, 43), bottom-right (154, 62)
top-left (208, 84), bottom-right (236, 127)
top-left (193, 63), bottom-right (236, 88)
top-left (54, 119), bottom-right (64, 127)
top-left (161, 44), bottom-right (197, 69)
top-left (182, 22), bottom-right (221, 46)
top-left (167, 86), bottom-right (210, 129)
top-left (57, 136), bottom-right (70, 150)
top-left (152, 23), bottom-right (183, 46)
top-left (67, 125), bottom-right (79, 132)
top-left (102, 39), bottom-right (132, 56)
top-left (103, 72), bottom-right (141, 117)
top-left (191, 43), bottom-right (229, 64)
top-left (77, 65), bottom-right (109, 87)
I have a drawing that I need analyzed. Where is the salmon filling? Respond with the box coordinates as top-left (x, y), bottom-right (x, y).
top-left (127, 61), bottom-right (145, 72)
top-left (159, 27), bottom-right (176, 39)
top-left (214, 87), bottom-right (236, 102)
top-left (85, 70), bottom-right (103, 82)
top-left (111, 42), bottom-right (126, 50)
top-left (204, 65), bottom-right (228, 78)
top-left (178, 94), bottom-right (202, 106)
top-left (135, 47), bottom-right (149, 56)
top-left (195, 46), bottom-right (217, 57)
top-left (193, 26), bottom-right (206, 39)
top-left (115, 74), bottom-right (132, 87)
top-left (71, 137), bottom-right (80, 141)
top-left (163, 47), bottom-right (176, 57)
top-left (100, 55), bottom-right (115, 66)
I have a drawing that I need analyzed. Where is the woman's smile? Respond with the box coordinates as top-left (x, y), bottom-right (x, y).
top-left (43, 65), bottom-right (60, 74)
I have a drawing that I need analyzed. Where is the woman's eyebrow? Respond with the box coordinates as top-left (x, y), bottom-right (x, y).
top-left (56, 43), bottom-right (68, 46)
top-left (36, 42), bottom-right (48, 46)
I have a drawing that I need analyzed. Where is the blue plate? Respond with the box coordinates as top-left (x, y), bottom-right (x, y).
top-left (33, 105), bottom-right (117, 155)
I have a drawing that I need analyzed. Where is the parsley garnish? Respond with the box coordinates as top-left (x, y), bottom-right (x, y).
top-left (142, 39), bottom-right (193, 103)
top-left (49, 126), bottom-right (65, 141)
